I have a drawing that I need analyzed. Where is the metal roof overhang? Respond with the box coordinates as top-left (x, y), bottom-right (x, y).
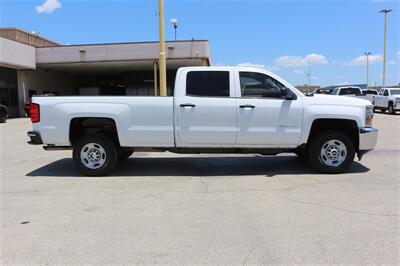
top-left (35, 40), bottom-right (210, 73)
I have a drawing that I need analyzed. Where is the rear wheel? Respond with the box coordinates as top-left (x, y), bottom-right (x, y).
top-left (308, 130), bottom-right (355, 174)
top-left (73, 134), bottom-right (118, 176)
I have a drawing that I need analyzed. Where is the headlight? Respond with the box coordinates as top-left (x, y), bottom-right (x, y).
top-left (365, 105), bottom-right (374, 127)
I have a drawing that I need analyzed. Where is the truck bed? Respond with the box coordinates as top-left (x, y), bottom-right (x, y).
top-left (32, 96), bottom-right (175, 147)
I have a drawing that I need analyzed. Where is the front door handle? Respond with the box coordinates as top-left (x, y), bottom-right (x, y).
top-left (180, 103), bottom-right (196, 108)
top-left (239, 104), bottom-right (255, 109)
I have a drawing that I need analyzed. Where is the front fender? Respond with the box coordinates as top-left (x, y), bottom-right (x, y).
top-left (299, 105), bottom-right (364, 145)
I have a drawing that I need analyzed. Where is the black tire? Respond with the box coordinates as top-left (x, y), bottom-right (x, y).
top-left (294, 148), bottom-right (309, 160)
top-left (73, 134), bottom-right (118, 176)
top-left (118, 149), bottom-right (134, 161)
top-left (308, 130), bottom-right (355, 174)
top-left (0, 105), bottom-right (8, 123)
top-left (388, 102), bottom-right (395, 115)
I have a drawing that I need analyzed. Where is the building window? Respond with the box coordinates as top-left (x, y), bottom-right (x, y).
top-left (186, 71), bottom-right (230, 97)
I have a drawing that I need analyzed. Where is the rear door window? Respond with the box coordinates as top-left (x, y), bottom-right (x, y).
top-left (186, 71), bottom-right (230, 97)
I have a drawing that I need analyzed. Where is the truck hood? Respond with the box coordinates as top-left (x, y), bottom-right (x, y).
top-left (304, 94), bottom-right (371, 107)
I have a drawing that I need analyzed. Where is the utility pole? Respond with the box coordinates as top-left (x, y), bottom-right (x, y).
top-left (380, 9), bottom-right (392, 87)
top-left (158, 0), bottom-right (167, 96)
top-left (364, 52), bottom-right (371, 89)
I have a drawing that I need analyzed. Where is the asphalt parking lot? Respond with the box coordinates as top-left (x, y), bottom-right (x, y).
top-left (1, 114), bottom-right (399, 264)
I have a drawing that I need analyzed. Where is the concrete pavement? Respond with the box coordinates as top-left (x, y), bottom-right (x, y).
top-left (1, 114), bottom-right (399, 264)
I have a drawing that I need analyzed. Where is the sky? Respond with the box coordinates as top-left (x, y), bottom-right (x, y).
top-left (0, 0), bottom-right (399, 87)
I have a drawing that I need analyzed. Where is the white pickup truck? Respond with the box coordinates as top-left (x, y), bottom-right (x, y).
top-left (28, 67), bottom-right (378, 176)
top-left (374, 88), bottom-right (400, 114)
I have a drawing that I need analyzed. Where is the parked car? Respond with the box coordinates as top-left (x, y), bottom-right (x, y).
top-left (374, 88), bottom-right (400, 114)
top-left (332, 86), bottom-right (362, 97)
top-left (0, 104), bottom-right (8, 123)
top-left (314, 88), bottom-right (332, 95)
top-left (27, 67), bottom-right (378, 176)
top-left (360, 89), bottom-right (378, 104)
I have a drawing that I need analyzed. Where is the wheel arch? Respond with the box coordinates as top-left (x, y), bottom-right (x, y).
top-left (69, 117), bottom-right (121, 147)
top-left (307, 118), bottom-right (359, 150)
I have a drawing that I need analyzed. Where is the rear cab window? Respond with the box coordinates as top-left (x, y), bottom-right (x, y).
top-left (339, 87), bottom-right (362, 95)
top-left (362, 90), bottom-right (378, 95)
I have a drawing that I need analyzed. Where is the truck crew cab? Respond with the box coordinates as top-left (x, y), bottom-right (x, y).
top-left (28, 67), bottom-right (378, 176)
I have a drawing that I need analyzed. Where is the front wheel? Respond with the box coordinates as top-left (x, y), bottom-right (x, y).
top-left (73, 134), bottom-right (118, 176)
top-left (118, 149), bottom-right (134, 161)
top-left (308, 130), bottom-right (355, 174)
top-left (388, 103), bottom-right (396, 115)
top-left (294, 148), bottom-right (309, 160)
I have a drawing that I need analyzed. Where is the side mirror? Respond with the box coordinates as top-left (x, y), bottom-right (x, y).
top-left (281, 87), bottom-right (296, 100)
top-left (281, 87), bottom-right (287, 98)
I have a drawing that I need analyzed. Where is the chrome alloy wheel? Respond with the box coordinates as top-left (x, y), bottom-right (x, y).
top-left (80, 143), bottom-right (107, 169)
top-left (320, 139), bottom-right (347, 167)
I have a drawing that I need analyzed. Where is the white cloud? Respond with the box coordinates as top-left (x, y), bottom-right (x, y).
top-left (348, 54), bottom-right (383, 65)
top-left (237, 62), bottom-right (266, 69)
top-left (236, 62), bottom-right (279, 72)
top-left (293, 69), bottom-right (304, 75)
top-left (388, 60), bottom-right (397, 65)
top-left (36, 0), bottom-right (62, 14)
top-left (275, 53), bottom-right (328, 67)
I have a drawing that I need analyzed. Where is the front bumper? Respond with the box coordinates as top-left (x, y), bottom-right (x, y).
top-left (359, 127), bottom-right (378, 151)
top-left (27, 131), bottom-right (43, 145)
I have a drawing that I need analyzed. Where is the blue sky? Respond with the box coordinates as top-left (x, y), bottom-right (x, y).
top-left (1, 0), bottom-right (399, 86)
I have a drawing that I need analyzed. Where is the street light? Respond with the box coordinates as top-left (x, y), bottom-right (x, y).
top-left (170, 18), bottom-right (178, 41)
top-left (379, 9), bottom-right (392, 87)
top-left (307, 61), bottom-right (311, 93)
top-left (364, 52), bottom-right (371, 89)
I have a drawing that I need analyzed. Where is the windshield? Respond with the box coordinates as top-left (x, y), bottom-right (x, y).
top-left (390, 89), bottom-right (400, 95)
top-left (339, 88), bottom-right (361, 95)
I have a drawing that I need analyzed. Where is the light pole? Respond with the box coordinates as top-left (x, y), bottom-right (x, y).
top-left (364, 52), bottom-right (371, 89)
top-left (379, 9), bottom-right (392, 87)
top-left (170, 18), bottom-right (178, 41)
top-left (307, 61), bottom-right (311, 93)
top-left (158, 0), bottom-right (167, 96)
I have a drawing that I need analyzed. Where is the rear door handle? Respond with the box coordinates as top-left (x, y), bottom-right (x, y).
top-left (180, 103), bottom-right (196, 108)
top-left (239, 104), bottom-right (255, 109)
